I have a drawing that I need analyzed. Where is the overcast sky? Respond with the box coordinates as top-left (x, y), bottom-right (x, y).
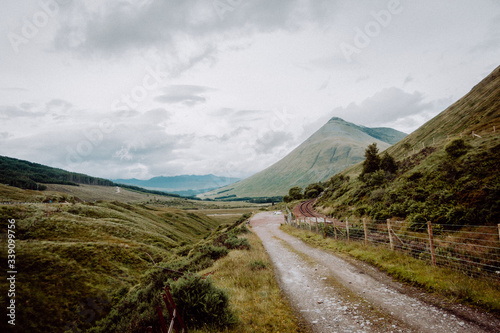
top-left (1, 0), bottom-right (499, 180)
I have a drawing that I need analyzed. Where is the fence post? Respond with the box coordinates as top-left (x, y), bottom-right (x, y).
top-left (387, 219), bottom-right (394, 250)
top-left (334, 220), bottom-right (338, 240)
top-left (497, 224), bottom-right (500, 243)
top-left (323, 218), bottom-right (327, 239)
top-left (316, 217), bottom-right (318, 233)
top-left (427, 221), bottom-right (436, 266)
top-left (363, 218), bottom-right (368, 246)
top-left (346, 217), bottom-right (349, 242)
top-left (309, 218), bottom-right (312, 231)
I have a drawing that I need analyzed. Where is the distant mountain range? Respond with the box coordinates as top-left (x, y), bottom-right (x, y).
top-left (200, 117), bottom-right (406, 199)
top-left (113, 174), bottom-right (241, 196)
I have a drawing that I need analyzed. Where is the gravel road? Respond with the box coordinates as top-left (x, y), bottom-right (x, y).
top-left (251, 212), bottom-right (500, 333)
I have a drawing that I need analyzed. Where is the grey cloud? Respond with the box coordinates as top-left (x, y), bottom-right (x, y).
top-left (255, 131), bottom-right (290, 154)
top-left (155, 85), bottom-right (211, 106)
top-left (334, 87), bottom-right (433, 127)
top-left (0, 105), bottom-right (45, 118)
top-left (471, 14), bottom-right (500, 53)
top-left (46, 99), bottom-right (73, 115)
top-left (53, 0), bottom-right (339, 54)
top-left (403, 76), bottom-right (414, 85)
top-left (0, 87), bottom-right (28, 92)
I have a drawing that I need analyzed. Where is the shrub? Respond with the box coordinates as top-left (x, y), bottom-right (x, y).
top-left (169, 274), bottom-right (237, 329)
top-left (445, 139), bottom-right (469, 159)
top-left (380, 152), bottom-right (398, 174)
top-left (199, 245), bottom-right (229, 260)
top-left (249, 260), bottom-right (269, 270)
top-left (224, 236), bottom-right (250, 250)
top-left (408, 213), bottom-right (428, 231)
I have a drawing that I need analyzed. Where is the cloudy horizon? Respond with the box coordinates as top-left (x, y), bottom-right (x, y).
top-left (1, 0), bottom-right (499, 180)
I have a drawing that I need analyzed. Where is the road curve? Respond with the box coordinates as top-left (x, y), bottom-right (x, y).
top-left (251, 211), bottom-right (498, 333)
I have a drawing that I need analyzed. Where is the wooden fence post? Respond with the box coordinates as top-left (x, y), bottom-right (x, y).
top-left (363, 218), bottom-right (368, 246)
top-left (427, 221), bottom-right (436, 266)
top-left (323, 218), bottom-right (327, 239)
top-left (346, 217), bottom-right (349, 242)
top-left (334, 220), bottom-right (338, 240)
top-left (316, 217), bottom-right (318, 233)
top-left (387, 219), bottom-right (394, 250)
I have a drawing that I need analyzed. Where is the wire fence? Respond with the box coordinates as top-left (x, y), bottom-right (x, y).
top-left (284, 215), bottom-right (500, 280)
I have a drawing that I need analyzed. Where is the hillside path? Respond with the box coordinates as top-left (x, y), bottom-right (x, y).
top-left (250, 212), bottom-right (499, 333)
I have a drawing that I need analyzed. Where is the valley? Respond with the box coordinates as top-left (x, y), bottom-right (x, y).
top-left (1, 62), bottom-right (498, 333)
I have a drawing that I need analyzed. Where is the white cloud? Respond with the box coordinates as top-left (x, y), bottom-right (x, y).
top-left (332, 87), bottom-right (434, 130)
top-left (0, 0), bottom-right (499, 180)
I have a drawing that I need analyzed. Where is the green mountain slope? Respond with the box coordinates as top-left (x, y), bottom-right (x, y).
top-left (0, 155), bottom-right (114, 190)
top-left (201, 118), bottom-right (406, 199)
top-left (316, 65), bottom-right (500, 225)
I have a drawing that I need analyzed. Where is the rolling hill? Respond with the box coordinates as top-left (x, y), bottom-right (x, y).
top-left (316, 65), bottom-right (500, 225)
top-left (0, 155), bottom-right (114, 190)
top-left (200, 118), bottom-right (406, 199)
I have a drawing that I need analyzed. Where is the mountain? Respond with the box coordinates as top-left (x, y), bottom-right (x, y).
top-left (0, 155), bottom-right (114, 190)
top-left (200, 118), bottom-right (406, 199)
top-left (386, 65), bottom-right (500, 160)
top-left (113, 174), bottom-right (241, 195)
top-left (317, 65), bottom-right (500, 225)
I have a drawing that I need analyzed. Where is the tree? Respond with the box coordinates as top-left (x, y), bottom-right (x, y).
top-left (288, 186), bottom-right (303, 201)
top-left (361, 143), bottom-right (381, 176)
top-left (304, 183), bottom-right (324, 199)
top-left (380, 152), bottom-right (397, 174)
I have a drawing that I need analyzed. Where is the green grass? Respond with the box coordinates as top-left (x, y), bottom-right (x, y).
top-left (281, 225), bottom-right (500, 314)
top-left (0, 197), bottom-right (229, 332)
top-left (194, 227), bottom-right (306, 333)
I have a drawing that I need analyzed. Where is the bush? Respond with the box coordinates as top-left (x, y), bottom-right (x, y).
top-left (169, 274), bottom-right (237, 329)
top-left (249, 260), bottom-right (269, 270)
top-left (408, 213), bottom-right (428, 231)
top-left (199, 245), bottom-right (229, 260)
top-left (445, 139), bottom-right (469, 159)
top-left (224, 236), bottom-right (250, 250)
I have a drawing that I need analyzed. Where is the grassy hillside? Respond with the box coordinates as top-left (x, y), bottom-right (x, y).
top-left (0, 183), bottom-right (248, 332)
top-left (0, 155), bottom-right (114, 190)
top-left (201, 118), bottom-right (406, 199)
top-left (315, 65), bottom-right (500, 225)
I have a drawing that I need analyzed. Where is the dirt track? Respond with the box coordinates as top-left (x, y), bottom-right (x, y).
top-left (250, 212), bottom-right (500, 333)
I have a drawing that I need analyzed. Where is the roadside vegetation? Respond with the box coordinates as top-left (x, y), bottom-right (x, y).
top-left (281, 225), bottom-right (500, 314)
top-left (0, 184), bottom-right (297, 332)
top-left (195, 222), bottom-right (305, 333)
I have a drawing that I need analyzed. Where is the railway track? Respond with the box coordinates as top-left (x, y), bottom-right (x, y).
top-left (297, 199), bottom-right (318, 217)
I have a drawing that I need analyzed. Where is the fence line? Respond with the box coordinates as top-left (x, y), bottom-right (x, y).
top-left (401, 125), bottom-right (498, 158)
top-left (284, 214), bottom-right (500, 280)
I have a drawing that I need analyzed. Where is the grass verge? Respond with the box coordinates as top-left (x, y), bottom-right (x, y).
top-left (281, 224), bottom-right (500, 314)
top-left (195, 226), bottom-right (305, 333)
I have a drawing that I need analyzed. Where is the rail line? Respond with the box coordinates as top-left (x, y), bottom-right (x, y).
top-left (296, 199), bottom-right (319, 218)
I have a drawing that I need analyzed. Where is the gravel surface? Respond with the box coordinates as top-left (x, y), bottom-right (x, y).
top-left (251, 212), bottom-right (500, 333)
